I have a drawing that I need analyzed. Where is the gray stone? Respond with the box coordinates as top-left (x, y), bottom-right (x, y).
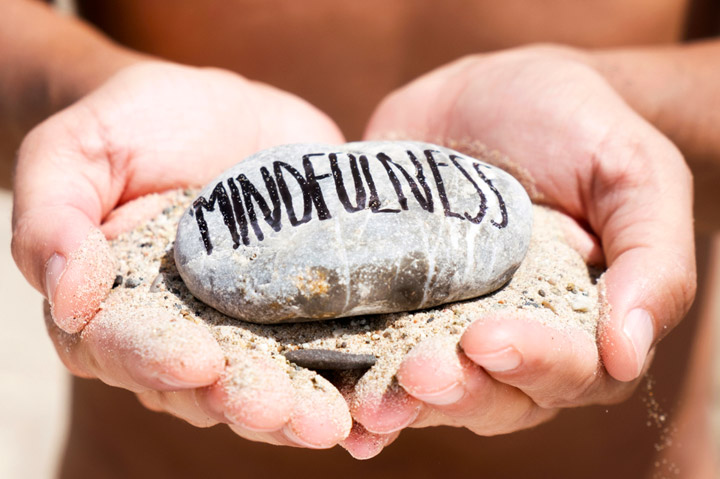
top-left (174, 141), bottom-right (532, 324)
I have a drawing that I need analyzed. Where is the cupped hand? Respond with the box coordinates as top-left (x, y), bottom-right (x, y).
top-left (13, 61), bottom-right (351, 448)
top-left (345, 45), bottom-right (696, 457)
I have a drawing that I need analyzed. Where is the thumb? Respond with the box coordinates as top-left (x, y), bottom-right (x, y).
top-left (12, 115), bottom-right (118, 334)
top-left (592, 129), bottom-right (696, 382)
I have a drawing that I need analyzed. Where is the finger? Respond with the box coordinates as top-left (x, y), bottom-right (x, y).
top-left (397, 335), bottom-right (555, 435)
top-left (460, 316), bottom-right (637, 407)
top-left (553, 213), bottom-right (605, 266)
top-left (350, 380), bottom-right (422, 435)
top-left (139, 352), bottom-right (299, 443)
top-left (44, 298), bottom-right (225, 392)
top-left (589, 131), bottom-right (696, 381)
top-left (282, 373), bottom-right (353, 448)
top-left (12, 115), bottom-right (123, 333)
top-left (339, 422), bottom-right (400, 460)
top-left (197, 353), bottom-right (294, 432)
top-left (75, 301), bottom-right (224, 391)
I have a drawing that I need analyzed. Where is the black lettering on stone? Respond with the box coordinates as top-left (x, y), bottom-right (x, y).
top-left (424, 150), bottom-right (463, 220)
top-left (302, 153), bottom-right (332, 220)
top-left (402, 151), bottom-right (434, 212)
top-left (192, 182), bottom-right (239, 255)
top-left (473, 163), bottom-right (509, 228)
top-left (374, 153), bottom-right (408, 210)
top-left (359, 154), bottom-right (400, 213)
top-left (449, 154), bottom-right (487, 224)
top-left (227, 177), bottom-right (250, 246)
top-left (190, 150), bottom-right (510, 255)
top-left (330, 153), bottom-right (366, 213)
top-left (236, 168), bottom-right (282, 242)
top-left (273, 161), bottom-right (312, 226)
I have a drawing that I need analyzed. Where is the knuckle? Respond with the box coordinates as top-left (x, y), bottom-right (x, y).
top-left (530, 365), bottom-right (601, 409)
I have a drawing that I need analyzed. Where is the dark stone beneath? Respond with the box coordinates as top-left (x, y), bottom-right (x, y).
top-left (284, 349), bottom-right (376, 370)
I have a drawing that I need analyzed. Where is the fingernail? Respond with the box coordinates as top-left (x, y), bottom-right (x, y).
top-left (623, 308), bottom-right (654, 377)
top-left (410, 381), bottom-right (465, 406)
top-left (465, 346), bottom-right (522, 372)
top-left (45, 253), bottom-right (67, 304)
top-left (282, 424), bottom-right (326, 449)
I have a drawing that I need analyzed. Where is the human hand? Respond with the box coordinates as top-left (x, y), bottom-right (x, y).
top-left (343, 46), bottom-right (696, 457)
top-left (13, 61), bottom-right (352, 448)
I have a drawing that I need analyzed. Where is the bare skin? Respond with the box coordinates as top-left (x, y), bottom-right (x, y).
top-left (73, 0), bottom-right (692, 140)
top-left (1, 0), bottom-right (718, 476)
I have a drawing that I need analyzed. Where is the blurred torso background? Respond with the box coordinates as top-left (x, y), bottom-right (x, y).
top-left (11, 1), bottom-right (720, 478)
top-left (76, 0), bottom-right (701, 138)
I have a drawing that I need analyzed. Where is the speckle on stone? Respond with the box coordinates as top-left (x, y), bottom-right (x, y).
top-left (284, 349), bottom-right (377, 370)
top-left (112, 275), bottom-right (123, 289)
top-left (174, 141), bottom-right (533, 324)
top-left (125, 277), bottom-right (141, 288)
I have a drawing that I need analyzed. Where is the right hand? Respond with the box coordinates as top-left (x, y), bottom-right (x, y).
top-left (343, 45), bottom-right (696, 457)
top-left (13, 61), bottom-right (352, 448)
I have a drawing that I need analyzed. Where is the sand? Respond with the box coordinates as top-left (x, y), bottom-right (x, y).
top-left (99, 189), bottom-right (602, 405)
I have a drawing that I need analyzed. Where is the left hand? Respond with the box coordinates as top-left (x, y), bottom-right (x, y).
top-left (342, 45), bottom-right (696, 458)
top-left (13, 61), bottom-right (352, 449)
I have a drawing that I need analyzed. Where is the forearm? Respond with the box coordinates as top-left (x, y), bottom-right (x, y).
top-left (590, 40), bottom-right (720, 230)
top-left (0, 1), bottom-right (146, 163)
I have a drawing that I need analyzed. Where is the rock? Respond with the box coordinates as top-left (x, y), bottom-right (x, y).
top-left (284, 349), bottom-right (377, 370)
top-left (174, 141), bottom-right (533, 324)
